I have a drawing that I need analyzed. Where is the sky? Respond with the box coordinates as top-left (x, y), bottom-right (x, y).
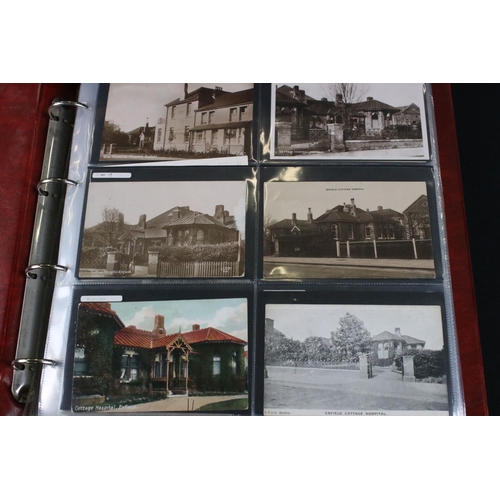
top-left (84, 180), bottom-right (247, 237)
top-left (264, 180), bottom-right (427, 222)
top-left (105, 83), bottom-right (254, 133)
top-left (266, 304), bottom-right (444, 350)
top-left (106, 297), bottom-right (248, 342)
top-left (276, 83), bottom-right (426, 108)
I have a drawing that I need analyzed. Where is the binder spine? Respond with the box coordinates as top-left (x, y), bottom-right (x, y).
top-left (11, 99), bottom-right (86, 404)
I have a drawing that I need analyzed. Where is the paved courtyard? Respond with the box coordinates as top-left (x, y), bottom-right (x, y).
top-left (264, 365), bottom-right (448, 413)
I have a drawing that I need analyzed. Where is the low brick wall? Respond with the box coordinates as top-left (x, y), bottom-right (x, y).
top-left (345, 139), bottom-right (423, 152)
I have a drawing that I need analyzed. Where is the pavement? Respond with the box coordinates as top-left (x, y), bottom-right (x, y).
top-left (264, 256), bottom-right (435, 271)
top-left (101, 394), bottom-right (247, 413)
top-left (276, 146), bottom-right (426, 160)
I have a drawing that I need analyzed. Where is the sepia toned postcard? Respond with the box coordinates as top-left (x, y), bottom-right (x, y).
top-left (79, 179), bottom-right (246, 278)
top-left (264, 180), bottom-right (435, 279)
top-left (270, 83), bottom-right (429, 160)
top-left (100, 83), bottom-right (254, 162)
top-left (264, 304), bottom-right (449, 416)
top-left (72, 297), bottom-right (248, 413)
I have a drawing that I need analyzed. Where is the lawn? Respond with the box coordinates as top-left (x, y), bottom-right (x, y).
top-left (197, 398), bottom-right (248, 412)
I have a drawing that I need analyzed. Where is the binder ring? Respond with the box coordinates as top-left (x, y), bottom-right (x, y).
top-left (37, 177), bottom-right (78, 196)
top-left (48, 100), bottom-right (89, 120)
top-left (25, 264), bottom-right (68, 278)
top-left (12, 358), bottom-right (57, 370)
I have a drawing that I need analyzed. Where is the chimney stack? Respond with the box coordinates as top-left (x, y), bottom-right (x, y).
top-left (265, 318), bottom-right (275, 331)
top-left (138, 214), bottom-right (147, 229)
top-left (335, 93), bottom-right (343, 105)
top-left (292, 213), bottom-right (297, 226)
top-left (307, 208), bottom-right (313, 223)
top-left (214, 205), bottom-right (225, 224)
top-left (367, 97), bottom-right (373, 101)
top-left (192, 324), bottom-right (200, 331)
top-left (153, 315), bottom-right (165, 336)
top-left (184, 83), bottom-right (188, 99)
top-left (395, 327), bottom-right (401, 337)
top-left (377, 206), bottom-right (383, 211)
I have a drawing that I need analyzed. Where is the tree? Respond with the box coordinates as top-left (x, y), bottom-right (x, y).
top-left (331, 312), bottom-right (372, 362)
top-left (102, 121), bottom-right (130, 147)
top-left (323, 83), bottom-right (369, 130)
top-left (95, 206), bottom-right (125, 249)
top-left (303, 336), bottom-right (333, 362)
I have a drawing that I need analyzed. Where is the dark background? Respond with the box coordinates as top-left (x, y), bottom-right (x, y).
top-left (451, 84), bottom-right (500, 415)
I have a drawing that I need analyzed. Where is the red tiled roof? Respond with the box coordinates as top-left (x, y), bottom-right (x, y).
top-left (79, 303), bottom-right (125, 328)
top-left (182, 327), bottom-right (247, 346)
top-left (114, 328), bottom-right (191, 350)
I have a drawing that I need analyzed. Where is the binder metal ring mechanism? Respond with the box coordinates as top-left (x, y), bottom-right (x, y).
top-left (11, 98), bottom-right (86, 407)
top-left (12, 84), bottom-right (467, 416)
top-left (37, 178), bottom-right (78, 196)
top-left (12, 358), bottom-right (57, 370)
top-left (25, 264), bottom-right (69, 278)
top-left (48, 100), bottom-right (89, 121)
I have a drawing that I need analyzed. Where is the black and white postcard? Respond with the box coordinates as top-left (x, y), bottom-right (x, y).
top-left (271, 83), bottom-right (429, 160)
top-left (264, 180), bottom-right (435, 279)
top-left (72, 297), bottom-right (248, 413)
top-left (79, 180), bottom-right (246, 278)
top-left (100, 83), bottom-right (254, 162)
top-left (264, 304), bottom-right (448, 415)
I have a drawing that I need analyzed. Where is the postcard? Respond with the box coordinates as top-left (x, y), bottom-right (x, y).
top-left (71, 297), bottom-right (248, 413)
top-left (270, 83), bottom-right (429, 160)
top-left (79, 179), bottom-right (246, 278)
top-left (264, 304), bottom-right (448, 415)
top-left (99, 83), bottom-right (254, 162)
top-left (264, 180), bottom-right (435, 279)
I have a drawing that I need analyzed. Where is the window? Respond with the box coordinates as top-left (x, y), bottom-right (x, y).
top-left (331, 224), bottom-right (338, 239)
top-left (157, 128), bottom-right (162, 143)
top-left (196, 131), bottom-right (203, 143)
top-left (365, 226), bottom-right (372, 239)
top-left (168, 127), bottom-right (175, 142)
top-left (348, 224), bottom-right (354, 240)
top-left (209, 111), bottom-right (215, 124)
top-left (239, 106), bottom-right (247, 120)
top-left (388, 224), bottom-right (395, 239)
top-left (229, 107), bottom-right (237, 121)
top-left (184, 126), bottom-right (190, 142)
top-left (121, 352), bottom-right (139, 381)
top-left (232, 351), bottom-right (238, 375)
top-left (171, 106), bottom-right (176, 119)
top-left (213, 355), bottom-right (221, 375)
top-left (186, 102), bottom-right (191, 116)
top-left (211, 129), bottom-right (218, 145)
top-left (73, 346), bottom-right (88, 376)
top-left (196, 229), bottom-right (205, 244)
top-left (201, 112), bottom-right (207, 124)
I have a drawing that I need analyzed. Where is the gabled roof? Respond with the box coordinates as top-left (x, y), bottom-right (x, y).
top-left (165, 87), bottom-right (230, 107)
top-left (146, 206), bottom-right (192, 229)
top-left (397, 103), bottom-right (420, 114)
top-left (352, 99), bottom-right (400, 113)
top-left (182, 327), bottom-right (247, 346)
top-left (403, 195), bottom-right (428, 214)
top-left (402, 335), bottom-right (426, 345)
top-left (369, 208), bottom-right (404, 219)
top-left (276, 85), bottom-right (316, 105)
top-left (268, 218), bottom-right (313, 231)
top-left (197, 88), bottom-right (253, 111)
top-left (79, 303), bottom-right (125, 329)
top-left (372, 330), bottom-right (425, 345)
top-left (313, 208), bottom-right (363, 223)
top-left (163, 212), bottom-right (228, 228)
top-left (126, 125), bottom-right (156, 136)
top-left (114, 328), bottom-right (193, 350)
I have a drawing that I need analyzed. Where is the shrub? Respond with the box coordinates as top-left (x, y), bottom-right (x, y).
top-left (395, 349), bottom-right (446, 380)
top-left (158, 241), bottom-right (242, 263)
